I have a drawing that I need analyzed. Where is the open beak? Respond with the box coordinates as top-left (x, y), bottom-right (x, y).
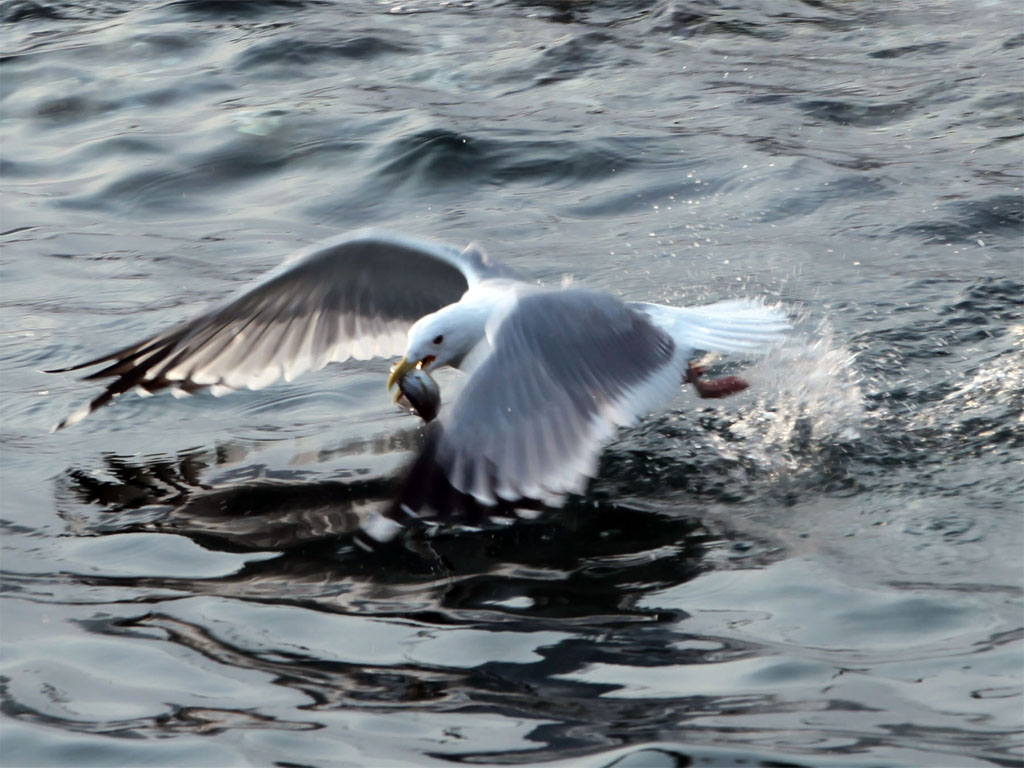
top-left (387, 356), bottom-right (417, 395)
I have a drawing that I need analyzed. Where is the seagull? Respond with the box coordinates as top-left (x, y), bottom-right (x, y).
top-left (49, 230), bottom-right (788, 538)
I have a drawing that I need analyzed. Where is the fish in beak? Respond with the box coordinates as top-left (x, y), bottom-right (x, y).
top-left (393, 366), bottom-right (441, 422)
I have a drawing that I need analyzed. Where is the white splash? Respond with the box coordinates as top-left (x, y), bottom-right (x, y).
top-left (709, 316), bottom-right (868, 474)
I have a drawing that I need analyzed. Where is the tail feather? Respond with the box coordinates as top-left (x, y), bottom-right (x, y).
top-left (638, 300), bottom-right (789, 356)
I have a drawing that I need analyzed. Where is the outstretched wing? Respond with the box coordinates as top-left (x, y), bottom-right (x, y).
top-left (392, 288), bottom-right (683, 514)
top-left (49, 230), bottom-right (515, 429)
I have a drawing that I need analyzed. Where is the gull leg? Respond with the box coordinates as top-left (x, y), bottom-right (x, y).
top-left (684, 361), bottom-right (749, 399)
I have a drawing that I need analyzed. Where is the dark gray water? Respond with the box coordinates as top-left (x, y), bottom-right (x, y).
top-left (2, 1), bottom-right (1022, 766)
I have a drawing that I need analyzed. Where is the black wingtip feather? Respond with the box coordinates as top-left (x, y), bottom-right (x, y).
top-left (43, 338), bottom-right (153, 375)
top-left (49, 333), bottom-right (203, 429)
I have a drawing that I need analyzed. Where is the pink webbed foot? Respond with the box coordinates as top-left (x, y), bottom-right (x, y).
top-left (684, 361), bottom-right (749, 399)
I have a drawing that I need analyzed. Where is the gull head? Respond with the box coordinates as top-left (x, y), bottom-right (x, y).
top-left (387, 301), bottom-right (489, 392)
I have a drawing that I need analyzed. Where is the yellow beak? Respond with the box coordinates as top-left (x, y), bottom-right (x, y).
top-left (387, 356), bottom-right (417, 396)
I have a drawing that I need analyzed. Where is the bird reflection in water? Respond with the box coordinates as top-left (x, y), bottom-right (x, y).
top-left (56, 435), bottom-right (717, 606)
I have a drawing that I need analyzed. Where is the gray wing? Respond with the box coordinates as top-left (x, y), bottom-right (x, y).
top-left (399, 288), bottom-right (683, 510)
top-left (49, 230), bottom-right (516, 429)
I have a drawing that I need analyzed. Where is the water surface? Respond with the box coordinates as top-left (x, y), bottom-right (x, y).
top-left (2, 1), bottom-right (1022, 766)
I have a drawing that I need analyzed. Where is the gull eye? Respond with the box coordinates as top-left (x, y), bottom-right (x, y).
top-left (432, 334), bottom-right (444, 345)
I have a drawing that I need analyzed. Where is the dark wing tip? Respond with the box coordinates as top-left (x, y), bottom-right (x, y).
top-left (48, 330), bottom-right (203, 429)
top-left (44, 336), bottom-right (153, 376)
top-left (43, 356), bottom-right (116, 375)
top-left (50, 393), bottom-right (107, 432)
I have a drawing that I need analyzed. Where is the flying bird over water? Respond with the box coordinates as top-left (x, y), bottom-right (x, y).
top-left (49, 230), bottom-right (788, 538)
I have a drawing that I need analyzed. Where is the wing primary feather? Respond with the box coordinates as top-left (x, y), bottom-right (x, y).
top-left (43, 337), bottom-right (153, 375)
top-left (77, 330), bottom-right (187, 381)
